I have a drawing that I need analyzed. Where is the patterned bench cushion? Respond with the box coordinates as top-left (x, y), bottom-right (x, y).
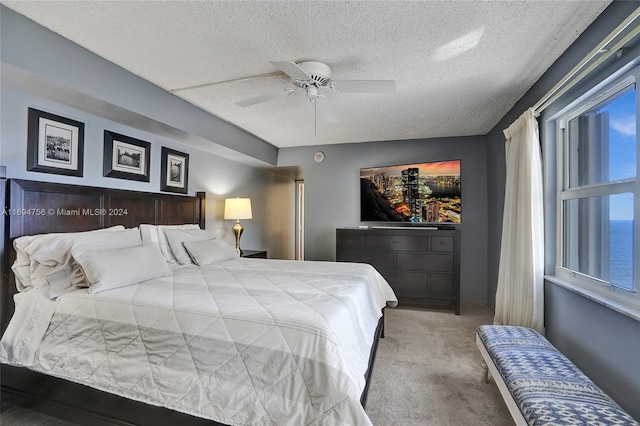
top-left (477, 325), bottom-right (639, 426)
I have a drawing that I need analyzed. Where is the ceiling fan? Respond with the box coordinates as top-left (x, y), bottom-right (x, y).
top-left (235, 61), bottom-right (396, 125)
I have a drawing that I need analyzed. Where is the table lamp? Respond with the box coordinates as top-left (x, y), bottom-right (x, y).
top-left (224, 197), bottom-right (252, 255)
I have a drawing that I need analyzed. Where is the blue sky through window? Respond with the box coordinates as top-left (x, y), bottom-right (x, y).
top-left (600, 87), bottom-right (636, 220)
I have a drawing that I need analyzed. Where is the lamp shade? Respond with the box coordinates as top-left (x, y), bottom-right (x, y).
top-left (224, 197), bottom-right (252, 220)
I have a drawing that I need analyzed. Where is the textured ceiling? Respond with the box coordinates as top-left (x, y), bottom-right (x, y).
top-left (2, 1), bottom-right (610, 148)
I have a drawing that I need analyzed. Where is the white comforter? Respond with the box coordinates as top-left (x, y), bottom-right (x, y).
top-left (0, 258), bottom-right (397, 426)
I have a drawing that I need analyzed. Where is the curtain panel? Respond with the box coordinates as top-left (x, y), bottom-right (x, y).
top-left (494, 108), bottom-right (545, 333)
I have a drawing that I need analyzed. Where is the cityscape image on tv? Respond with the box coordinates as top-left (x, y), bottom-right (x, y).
top-left (360, 160), bottom-right (461, 223)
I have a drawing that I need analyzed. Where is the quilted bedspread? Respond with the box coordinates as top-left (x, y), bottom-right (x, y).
top-left (1, 258), bottom-right (397, 426)
top-left (477, 325), bottom-right (639, 426)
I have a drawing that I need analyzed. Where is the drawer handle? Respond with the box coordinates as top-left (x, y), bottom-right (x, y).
top-left (391, 240), bottom-right (400, 244)
top-left (439, 241), bottom-right (446, 245)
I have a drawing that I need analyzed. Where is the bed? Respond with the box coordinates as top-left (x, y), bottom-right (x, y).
top-left (0, 178), bottom-right (397, 426)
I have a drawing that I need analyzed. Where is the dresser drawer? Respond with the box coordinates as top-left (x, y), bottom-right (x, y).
top-left (337, 233), bottom-right (363, 250)
top-left (337, 250), bottom-right (394, 269)
top-left (430, 236), bottom-right (454, 252)
top-left (385, 271), bottom-right (429, 299)
top-left (429, 273), bottom-right (454, 295)
top-left (396, 253), bottom-right (453, 272)
top-left (364, 235), bottom-right (427, 251)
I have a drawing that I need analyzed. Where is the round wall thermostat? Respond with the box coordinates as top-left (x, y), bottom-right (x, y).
top-left (314, 151), bottom-right (325, 163)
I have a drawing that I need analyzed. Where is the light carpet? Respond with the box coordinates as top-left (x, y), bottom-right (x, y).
top-left (1, 303), bottom-right (512, 425)
top-left (366, 303), bottom-right (512, 425)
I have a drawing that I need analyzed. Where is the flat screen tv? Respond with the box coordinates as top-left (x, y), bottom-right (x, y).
top-left (360, 159), bottom-right (461, 223)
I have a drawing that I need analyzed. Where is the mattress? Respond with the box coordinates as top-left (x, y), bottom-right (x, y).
top-left (1, 258), bottom-right (397, 426)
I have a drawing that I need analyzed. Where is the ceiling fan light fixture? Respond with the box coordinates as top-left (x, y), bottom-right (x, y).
top-left (235, 60), bottom-right (395, 116)
top-left (306, 85), bottom-right (318, 99)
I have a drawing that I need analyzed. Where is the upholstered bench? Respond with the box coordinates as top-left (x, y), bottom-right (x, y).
top-left (476, 325), bottom-right (638, 426)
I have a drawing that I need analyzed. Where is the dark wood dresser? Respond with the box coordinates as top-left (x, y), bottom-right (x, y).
top-left (336, 227), bottom-right (460, 314)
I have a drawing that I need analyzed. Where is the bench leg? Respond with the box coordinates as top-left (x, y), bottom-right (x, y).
top-left (480, 360), bottom-right (489, 383)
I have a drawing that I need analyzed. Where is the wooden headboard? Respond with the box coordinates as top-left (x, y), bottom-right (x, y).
top-left (1, 178), bottom-right (205, 332)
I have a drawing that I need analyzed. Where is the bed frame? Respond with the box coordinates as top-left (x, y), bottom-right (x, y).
top-left (0, 178), bottom-right (384, 426)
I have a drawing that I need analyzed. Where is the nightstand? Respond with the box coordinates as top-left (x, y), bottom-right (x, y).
top-left (241, 250), bottom-right (267, 259)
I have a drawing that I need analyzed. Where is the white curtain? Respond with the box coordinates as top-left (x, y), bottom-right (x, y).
top-left (494, 108), bottom-right (544, 333)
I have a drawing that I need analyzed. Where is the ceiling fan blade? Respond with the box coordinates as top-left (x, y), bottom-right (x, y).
top-left (331, 80), bottom-right (396, 93)
top-left (235, 89), bottom-right (293, 107)
top-left (270, 61), bottom-right (311, 81)
top-left (315, 98), bottom-right (338, 125)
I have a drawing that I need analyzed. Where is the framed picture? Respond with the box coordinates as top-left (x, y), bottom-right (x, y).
top-left (103, 130), bottom-right (151, 182)
top-left (27, 108), bottom-right (85, 176)
top-left (160, 147), bottom-right (189, 194)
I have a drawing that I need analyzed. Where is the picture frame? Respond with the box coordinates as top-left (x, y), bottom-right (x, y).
top-left (27, 108), bottom-right (85, 177)
top-left (103, 130), bottom-right (151, 182)
top-left (160, 147), bottom-right (189, 194)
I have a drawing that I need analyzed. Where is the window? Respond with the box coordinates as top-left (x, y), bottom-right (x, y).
top-left (556, 71), bottom-right (639, 308)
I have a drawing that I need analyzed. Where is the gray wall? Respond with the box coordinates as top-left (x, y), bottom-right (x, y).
top-left (0, 5), bottom-right (277, 167)
top-left (545, 282), bottom-right (640, 420)
top-left (485, 1), bottom-right (640, 418)
top-left (0, 5), bottom-right (295, 260)
top-left (278, 136), bottom-right (489, 303)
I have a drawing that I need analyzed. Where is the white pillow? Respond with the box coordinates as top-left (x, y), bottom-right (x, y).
top-left (31, 227), bottom-right (142, 264)
top-left (73, 243), bottom-right (172, 294)
top-left (139, 224), bottom-right (200, 263)
top-left (11, 226), bottom-right (130, 294)
top-left (12, 265), bottom-right (32, 293)
top-left (35, 227), bottom-right (142, 293)
top-left (164, 228), bottom-right (214, 265)
top-left (183, 238), bottom-right (239, 265)
top-left (13, 225), bottom-right (125, 268)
